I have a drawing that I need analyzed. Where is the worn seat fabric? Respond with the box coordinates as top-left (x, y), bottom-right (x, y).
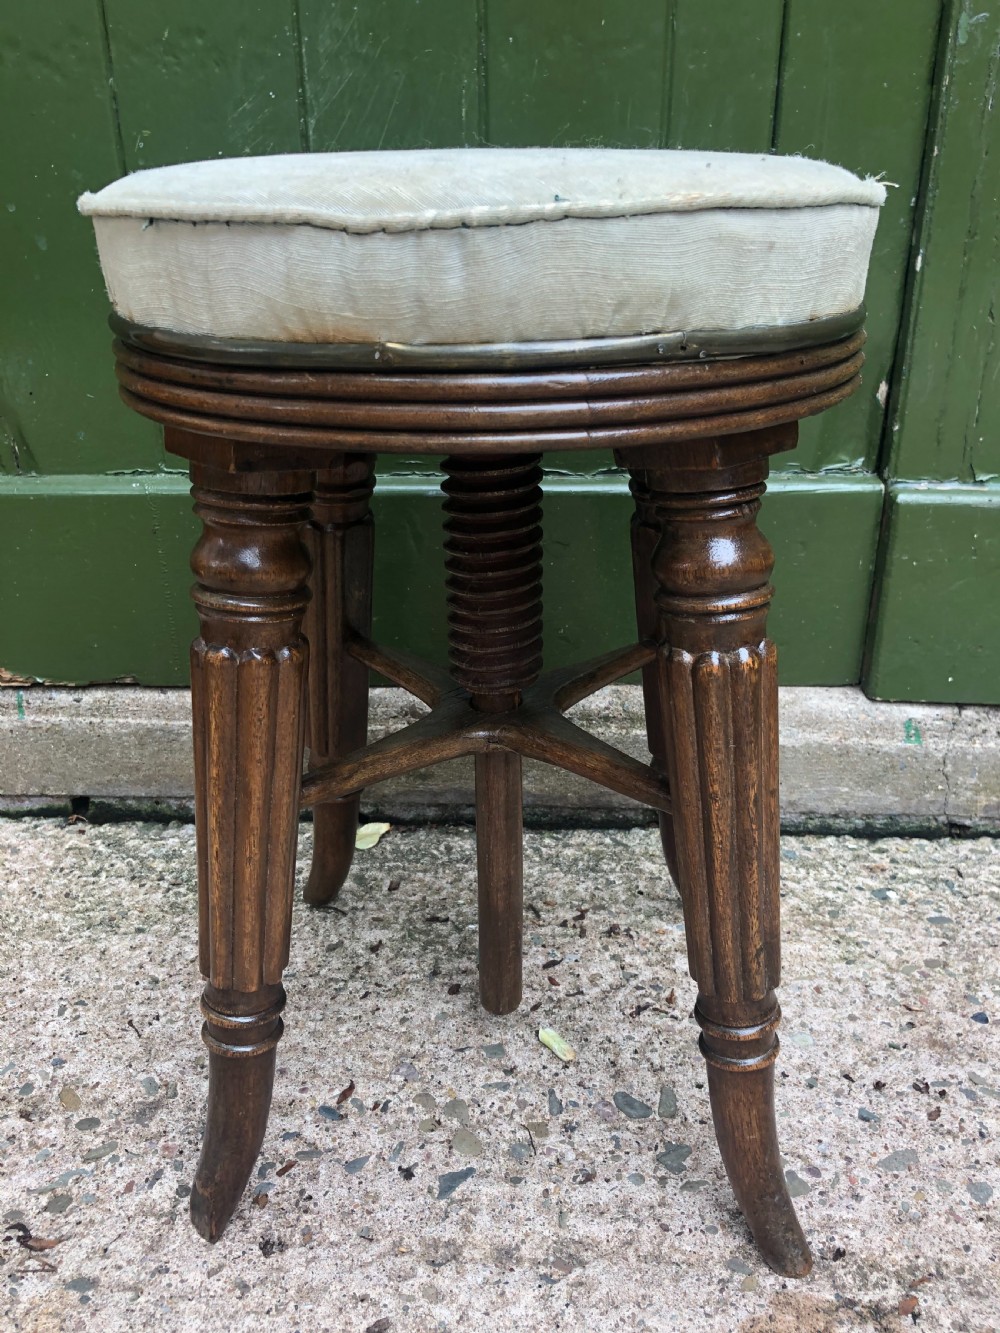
top-left (79, 148), bottom-right (885, 347)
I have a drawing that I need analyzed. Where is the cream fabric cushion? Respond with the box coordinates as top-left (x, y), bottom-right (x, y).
top-left (79, 148), bottom-right (884, 347)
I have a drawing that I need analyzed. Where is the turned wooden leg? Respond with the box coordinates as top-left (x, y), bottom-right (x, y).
top-left (646, 452), bottom-right (811, 1277)
top-left (442, 455), bottom-right (543, 1015)
top-left (187, 463), bottom-right (311, 1242)
top-left (474, 749), bottom-right (524, 1014)
top-left (624, 463), bottom-right (679, 887)
top-left (303, 456), bottom-right (376, 906)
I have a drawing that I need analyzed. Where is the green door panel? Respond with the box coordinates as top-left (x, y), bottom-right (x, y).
top-left (865, 483), bottom-right (1000, 703)
top-left (485, 0), bottom-right (667, 147)
top-left (0, 2), bottom-right (160, 477)
top-left (773, 0), bottom-right (942, 474)
top-left (888, 2), bottom-right (1000, 482)
top-left (1, 471), bottom-right (881, 690)
top-left (103, 1), bottom-right (304, 171)
top-left (0, 475), bottom-right (195, 685)
top-left (299, 0), bottom-right (481, 150)
top-left (666, 0), bottom-right (784, 151)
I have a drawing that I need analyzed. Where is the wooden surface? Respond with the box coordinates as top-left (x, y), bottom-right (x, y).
top-left (138, 339), bottom-right (847, 1272)
top-left (303, 456), bottom-right (375, 906)
top-left (186, 462), bottom-right (311, 1240)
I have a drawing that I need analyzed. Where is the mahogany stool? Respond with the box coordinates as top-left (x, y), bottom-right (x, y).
top-left (80, 148), bottom-right (883, 1274)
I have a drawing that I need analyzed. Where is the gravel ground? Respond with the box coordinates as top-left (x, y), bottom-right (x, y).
top-left (0, 818), bottom-right (997, 1332)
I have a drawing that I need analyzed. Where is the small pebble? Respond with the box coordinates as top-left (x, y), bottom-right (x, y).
top-left (317, 1104), bottom-right (343, 1122)
top-left (75, 1118), bottom-right (101, 1132)
top-left (657, 1085), bottom-right (678, 1119)
top-left (482, 1043), bottom-right (506, 1060)
top-left (81, 1141), bottom-right (116, 1162)
top-left (785, 1170), bottom-right (810, 1198)
top-left (858, 1107), bottom-right (879, 1122)
top-left (548, 1090), bottom-right (563, 1117)
top-left (877, 1148), bottom-right (918, 1173)
top-left (452, 1128), bottom-right (483, 1158)
top-left (967, 1180), bottom-right (993, 1204)
top-left (344, 1155), bottom-right (370, 1175)
top-left (614, 1091), bottom-right (652, 1119)
top-left (437, 1167), bottom-right (475, 1200)
top-left (655, 1143), bottom-right (691, 1174)
top-left (971, 1012), bottom-right (989, 1024)
top-left (441, 1097), bottom-right (469, 1125)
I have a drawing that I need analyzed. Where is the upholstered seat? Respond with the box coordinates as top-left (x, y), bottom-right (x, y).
top-left (79, 148), bottom-right (884, 347)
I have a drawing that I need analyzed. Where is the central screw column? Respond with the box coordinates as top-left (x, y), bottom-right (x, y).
top-left (442, 454), bottom-right (544, 1013)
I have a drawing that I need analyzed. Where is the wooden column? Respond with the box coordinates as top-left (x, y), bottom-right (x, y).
top-left (442, 455), bottom-right (544, 1015)
top-left (186, 462), bottom-right (312, 1242)
top-left (303, 455), bottom-right (376, 906)
top-left (623, 462), bottom-right (680, 887)
top-left (644, 448), bottom-right (811, 1278)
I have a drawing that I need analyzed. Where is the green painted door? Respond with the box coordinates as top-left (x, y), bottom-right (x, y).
top-left (3, 1), bottom-right (987, 703)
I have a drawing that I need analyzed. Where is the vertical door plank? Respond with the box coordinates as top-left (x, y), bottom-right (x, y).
top-left (103, 0), bottom-right (304, 170)
top-left (889, 4), bottom-right (1000, 482)
top-left (0, 0), bottom-right (158, 474)
top-left (485, 0), bottom-right (668, 147)
top-left (667, 0), bottom-right (785, 151)
top-left (774, 0), bottom-right (942, 472)
top-left (300, 1), bottom-right (480, 151)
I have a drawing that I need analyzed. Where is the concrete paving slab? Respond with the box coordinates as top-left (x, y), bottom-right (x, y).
top-left (2, 685), bottom-right (998, 832)
top-left (0, 819), bottom-right (997, 1330)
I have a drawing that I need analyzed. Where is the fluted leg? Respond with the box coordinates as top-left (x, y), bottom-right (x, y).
top-left (625, 464), bottom-right (679, 886)
top-left (187, 463), bottom-right (311, 1242)
top-left (303, 456), bottom-right (376, 906)
top-left (646, 452), bottom-right (811, 1277)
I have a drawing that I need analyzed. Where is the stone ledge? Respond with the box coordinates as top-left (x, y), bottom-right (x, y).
top-left (1, 685), bottom-right (998, 833)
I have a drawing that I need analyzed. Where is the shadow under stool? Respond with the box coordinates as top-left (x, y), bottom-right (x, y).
top-left (79, 146), bottom-right (885, 1274)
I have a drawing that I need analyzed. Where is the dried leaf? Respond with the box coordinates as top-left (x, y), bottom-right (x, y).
top-left (538, 1028), bottom-right (576, 1062)
top-left (252, 1191), bottom-right (269, 1208)
top-left (927, 1106), bottom-right (942, 1122)
top-left (4, 1226), bottom-right (65, 1253)
top-left (21, 1236), bottom-right (65, 1253)
top-left (276, 1160), bottom-right (297, 1177)
top-left (336, 1080), bottom-right (356, 1105)
top-left (898, 1295), bottom-right (919, 1316)
top-left (355, 822), bottom-right (391, 850)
